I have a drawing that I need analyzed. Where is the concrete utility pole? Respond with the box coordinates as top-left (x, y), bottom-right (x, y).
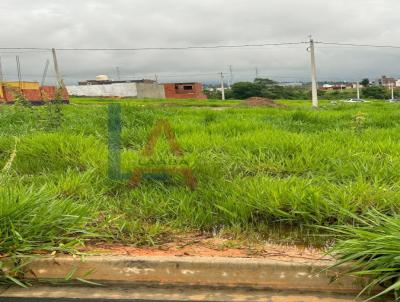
top-left (154, 74), bottom-right (158, 83)
top-left (220, 72), bottom-right (225, 100)
top-left (255, 67), bottom-right (259, 79)
top-left (308, 37), bottom-right (318, 108)
top-left (52, 48), bottom-right (65, 88)
top-left (391, 83), bottom-right (395, 100)
top-left (356, 82), bottom-right (360, 99)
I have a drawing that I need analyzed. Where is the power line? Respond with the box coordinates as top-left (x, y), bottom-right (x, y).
top-left (0, 42), bottom-right (308, 52)
top-left (316, 41), bottom-right (400, 49)
top-left (2, 41), bottom-right (400, 52)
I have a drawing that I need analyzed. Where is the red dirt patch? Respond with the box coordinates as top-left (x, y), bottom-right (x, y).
top-left (80, 234), bottom-right (331, 263)
top-left (242, 97), bottom-right (286, 108)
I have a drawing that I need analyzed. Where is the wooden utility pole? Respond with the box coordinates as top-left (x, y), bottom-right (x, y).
top-left (16, 56), bottom-right (22, 90)
top-left (52, 48), bottom-right (65, 88)
top-left (41, 59), bottom-right (50, 86)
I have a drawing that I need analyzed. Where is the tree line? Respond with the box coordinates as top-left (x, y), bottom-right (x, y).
top-left (205, 78), bottom-right (399, 100)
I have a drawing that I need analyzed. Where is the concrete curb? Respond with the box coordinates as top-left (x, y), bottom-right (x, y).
top-left (21, 256), bottom-right (365, 294)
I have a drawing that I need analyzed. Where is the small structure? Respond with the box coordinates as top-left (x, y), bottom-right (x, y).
top-left (163, 83), bottom-right (207, 99)
top-left (0, 81), bottom-right (69, 104)
top-left (68, 77), bottom-right (165, 99)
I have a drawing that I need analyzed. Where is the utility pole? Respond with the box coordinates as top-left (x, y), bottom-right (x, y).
top-left (308, 37), bottom-right (318, 108)
top-left (154, 74), bottom-right (158, 83)
top-left (41, 59), bottom-right (50, 86)
top-left (52, 48), bottom-right (65, 88)
top-left (356, 82), bottom-right (360, 99)
top-left (16, 56), bottom-right (22, 90)
top-left (229, 65), bottom-right (233, 85)
top-left (255, 67), bottom-right (259, 79)
top-left (391, 83), bottom-right (395, 100)
top-left (220, 72), bottom-right (225, 100)
top-left (116, 66), bottom-right (121, 81)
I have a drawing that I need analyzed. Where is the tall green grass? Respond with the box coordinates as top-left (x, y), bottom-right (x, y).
top-left (329, 211), bottom-right (400, 301)
top-left (1, 99), bottom-right (400, 283)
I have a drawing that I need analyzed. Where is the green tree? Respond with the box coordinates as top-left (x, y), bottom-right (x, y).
top-left (361, 78), bottom-right (370, 87)
top-left (231, 82), bottom-right (262, 99)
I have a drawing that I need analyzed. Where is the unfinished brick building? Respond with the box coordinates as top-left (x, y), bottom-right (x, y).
top-left (0, 82), bottom-right (69, 105)
top-left (163, 83), bottom-right (207, 100)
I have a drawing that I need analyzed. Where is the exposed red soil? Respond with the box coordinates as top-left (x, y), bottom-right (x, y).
top-left (242, 97), bottom-right (286, 108)
top-left (80, 233), bottom-right (332, 263)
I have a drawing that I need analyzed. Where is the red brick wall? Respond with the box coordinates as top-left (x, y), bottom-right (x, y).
top-left (40, 86), bottom-right (69, 101)
top-left (3, 86), bottom-right (18, 102)
top-left (22, 89), bottom-right (42, 102)
top-left (164, 83), bottom-right (207, 100)
top-left (0, 85), bottom-right (69, 103)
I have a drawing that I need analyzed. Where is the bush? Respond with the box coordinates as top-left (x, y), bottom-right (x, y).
top-left (231, 79), bottom-right (309, 100)
top-left (362, 86), bottom-right (390, 99)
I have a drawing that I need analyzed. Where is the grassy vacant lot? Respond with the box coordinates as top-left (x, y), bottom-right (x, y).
top-left (1, 98), bottom-right (400, 258)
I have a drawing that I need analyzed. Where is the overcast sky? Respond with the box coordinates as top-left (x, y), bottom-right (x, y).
top-left (0, 0), bottom-right (399, 84)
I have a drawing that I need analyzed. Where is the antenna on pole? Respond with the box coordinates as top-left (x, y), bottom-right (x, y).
top-left (307, 35), bottom-right (319, 108)
top-left (41, 59), bottom-right (50, 86)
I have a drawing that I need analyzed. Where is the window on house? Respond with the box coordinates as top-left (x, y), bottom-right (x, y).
top-left (183, 85), bottom-right (193, 91)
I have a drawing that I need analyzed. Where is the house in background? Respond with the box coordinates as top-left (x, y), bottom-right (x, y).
top-left (378, 76), bottom-right (397, 87)
top-left (67, 75), bottom-right (166, 99)
top-left (163, 83), bottom-right (207, 99)
top-left (67, 76), bottom-right (207, 100)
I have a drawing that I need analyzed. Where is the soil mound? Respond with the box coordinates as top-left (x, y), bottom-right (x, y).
top-left (243, 97), bottom-right (285, 108)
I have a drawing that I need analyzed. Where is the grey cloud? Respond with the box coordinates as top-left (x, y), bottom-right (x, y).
top-left (0, 0), bottom-right (399, 84)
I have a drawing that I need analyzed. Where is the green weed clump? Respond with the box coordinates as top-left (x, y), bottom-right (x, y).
top-left (329, 211), bottom-right (400, 301)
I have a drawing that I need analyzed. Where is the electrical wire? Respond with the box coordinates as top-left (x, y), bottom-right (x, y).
top-left (2, 41), bottom-right (400, 52)
top-left (316, 41), bottom-right (400, 49)
top-left (0, 42), bottom-right (308, 52)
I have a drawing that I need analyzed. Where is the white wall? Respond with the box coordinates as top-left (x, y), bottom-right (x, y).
top-left (67, 83), bottom-right (138, 97)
